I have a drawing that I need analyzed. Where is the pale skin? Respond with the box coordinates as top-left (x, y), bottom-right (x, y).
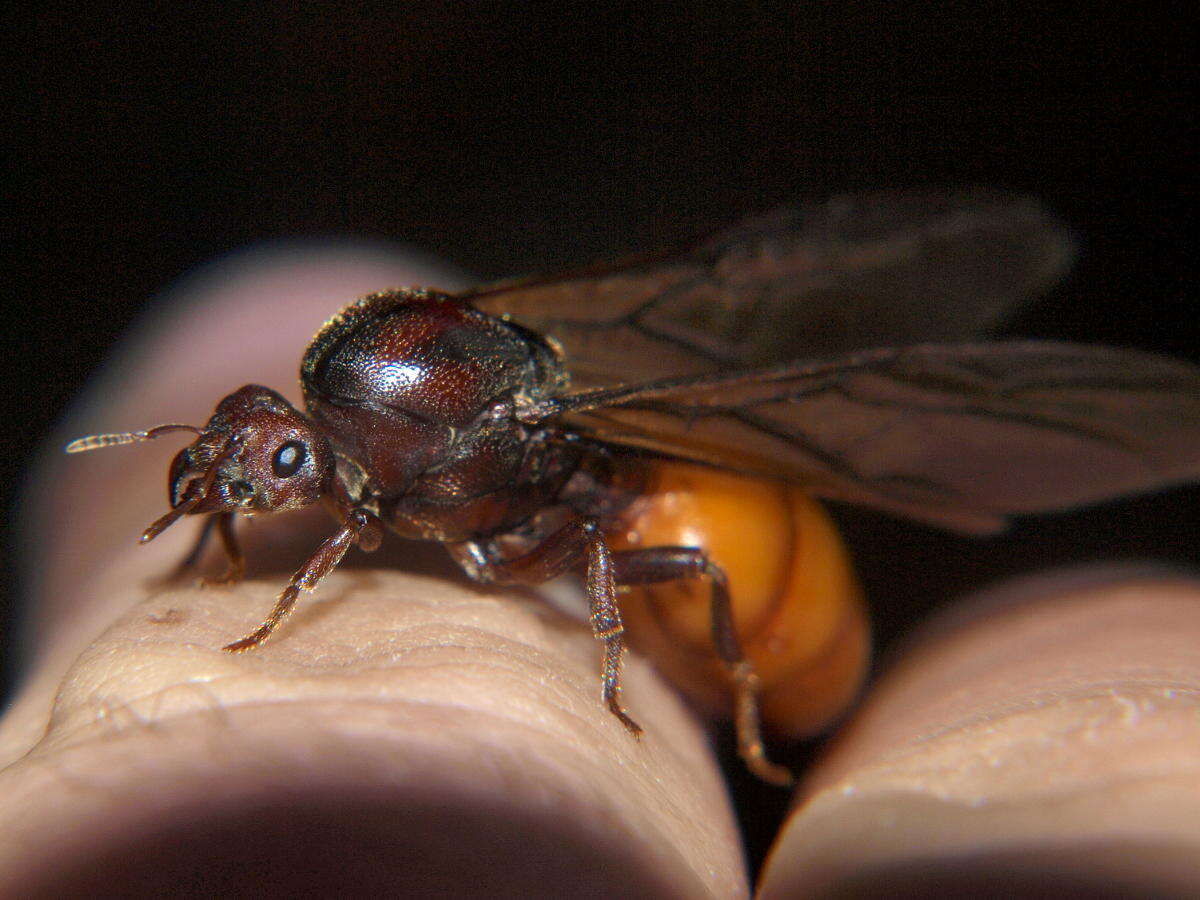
top-left (3, 246), bottom-right (1199, 897)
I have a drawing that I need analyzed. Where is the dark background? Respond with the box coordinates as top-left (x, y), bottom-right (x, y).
top-left (7, 2), bottom-right (1196, 874)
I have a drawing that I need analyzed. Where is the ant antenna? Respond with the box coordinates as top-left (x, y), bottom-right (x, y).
top-left (65, 424), bottom-right (202, 454)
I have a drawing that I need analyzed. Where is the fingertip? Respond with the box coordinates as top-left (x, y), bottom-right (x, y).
top-left (1, 572), bottom-right (746, 899)
top-left (760, 570), bottom-right (1200, 897)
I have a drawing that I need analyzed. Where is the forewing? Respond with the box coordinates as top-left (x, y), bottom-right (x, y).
top-left (466, 189), bottom-right (1075, 389)
top-left (552, 342), bottom-right (1200, 533)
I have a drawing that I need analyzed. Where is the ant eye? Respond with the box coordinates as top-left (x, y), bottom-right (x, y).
top-left (272, 440), bottom-right (307, 478)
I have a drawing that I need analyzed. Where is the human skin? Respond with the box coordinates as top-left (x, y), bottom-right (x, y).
top-left (3, 244), bottom-right (1200, 897)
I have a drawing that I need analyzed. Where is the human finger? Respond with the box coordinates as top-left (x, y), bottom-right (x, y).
top-left (759, 568), bottom-right (1200, 897)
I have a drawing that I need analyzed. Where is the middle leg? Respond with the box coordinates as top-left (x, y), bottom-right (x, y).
top-left (452, 517), bottom-right (641, 735)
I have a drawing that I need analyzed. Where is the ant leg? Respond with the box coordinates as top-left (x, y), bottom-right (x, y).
top-left (158, 515), bottom-right (217, 583)
top-left (585, 529), bottom-right (642, 735)
top-left (203, 512), bottom-right (245, 585)
top-left (612, 547), bottom-right (794, 786)
top-left (222, 509), bottom-right (382, 653)
top-left (452, 518), bottom-right (642, 736)
top-left (160, 512), bottom-right (244, 586)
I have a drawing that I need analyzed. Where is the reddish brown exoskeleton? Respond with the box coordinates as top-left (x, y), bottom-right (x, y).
top-left (68, 190), bottom-right (1200, 784)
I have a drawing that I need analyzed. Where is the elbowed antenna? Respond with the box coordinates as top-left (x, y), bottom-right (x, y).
top-left (65, 424), bottom-right (202, 454)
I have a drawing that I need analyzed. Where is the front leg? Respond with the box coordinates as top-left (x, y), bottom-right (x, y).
top-left (159, 511), bottom-right (244, 586)
top-left (205, 511), bottom-right (246, 585)
top-left (453, 517), bottom-right (642, 736)
top-left (223, 508), bottom-right (384, 652)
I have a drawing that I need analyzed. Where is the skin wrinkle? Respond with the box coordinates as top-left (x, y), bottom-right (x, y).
top-left (51, 619), bottom-right (629, 743)
top-left (853, 680), bottom-right (1200, 767)
top-left (52, 695), bottom-right (615, 773)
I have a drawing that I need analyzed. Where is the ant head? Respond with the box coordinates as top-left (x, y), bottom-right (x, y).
top-left (68, 385), bottom-right (335, 542)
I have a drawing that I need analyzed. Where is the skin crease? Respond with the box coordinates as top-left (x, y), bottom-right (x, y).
top-left (4, 244), bottom-right (1200, 897)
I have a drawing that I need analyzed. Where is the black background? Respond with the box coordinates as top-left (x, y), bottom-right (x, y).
top-left (7, 3), bottom-right (1196, 875)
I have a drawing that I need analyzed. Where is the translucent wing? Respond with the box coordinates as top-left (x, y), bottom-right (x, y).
top-left (466, 188), bottom-right (1076, 389)
top-left (540, 342), bottom-right (1200, 533)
